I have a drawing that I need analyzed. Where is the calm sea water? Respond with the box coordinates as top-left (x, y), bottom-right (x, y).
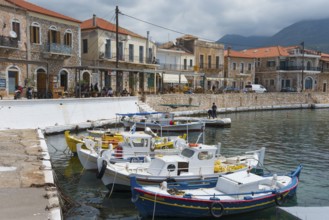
top-left (45, 109), bottom-right (329, 220)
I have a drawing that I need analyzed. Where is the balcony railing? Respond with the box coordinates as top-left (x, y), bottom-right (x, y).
top-left (0, 35), bottom-right (18, 48)
top-left (158, 63), bottom-right (194, 71)
top-left (45, 43), bottom-right (72, 55)
top-left (99, 52), bottom-right (157, 65)
top-left (276, 66), bottom-right (321, 71)
top-left (199, 63), bottom-right (224, 71)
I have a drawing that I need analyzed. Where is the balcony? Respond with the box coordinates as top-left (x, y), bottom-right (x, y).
top-left (42, 43), bottom-right (72, 59)
top-left (277, 66), bottom-right (321, 71)
top-left (0, 35), bottom-right (19, 52)
top-left (158, 63), bottom-right (194, 71)
top-left (99, 52), bottom-right (158, 66)
top-left (198, 63), bottom-right (224, 72)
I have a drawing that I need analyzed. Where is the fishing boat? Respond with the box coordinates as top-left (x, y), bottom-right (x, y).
top-left (117, 112), bottom-right (205, 135)
top-left (77, 128), bottom-right (187, 170)
top-left (64, 130), bottom-right (123, 155)
top-left (96, 141), bottom-right (265, 191)
top-left (175, 116), bottom-right (232, 127)
top-left (130, 164), bottom-right (302, 218)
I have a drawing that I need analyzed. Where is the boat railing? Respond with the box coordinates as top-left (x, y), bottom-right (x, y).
top-left (181, 188), bottom-right (279, 199)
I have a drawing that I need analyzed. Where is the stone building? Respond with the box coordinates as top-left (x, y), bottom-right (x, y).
top-left (0, 0), bottom-right (81, 98)
top-left (224, 48), bottom-right (255, 90)
top-left (79, 14), bottom-right (158, 96)
top-left (175, 35), bottom-right (225, 92)
top-left (241, 45), bottom-right (322, 92)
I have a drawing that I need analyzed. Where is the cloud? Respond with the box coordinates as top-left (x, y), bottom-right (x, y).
top-left (27, 0), bottom-right (329, 42)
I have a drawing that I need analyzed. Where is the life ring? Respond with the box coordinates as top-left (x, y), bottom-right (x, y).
top-left (275, 193), bottom-right (285, 206)
top-left (209, 201), bottom-right (224, 218)
top-left (131, 194), bottom-right (139, 203)
top-left (189, 143), bottom-right (199, 147)
top-left (96, 160), bottom-right (107, 179)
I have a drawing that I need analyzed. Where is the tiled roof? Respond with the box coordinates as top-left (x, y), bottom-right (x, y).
top-left (224, 49), bottom-right (255, 58)
top-left (81, 17), bottom-right (144, 39)
top-left (158, 41), bottom-right (193, 54)
top-left (6, 0), bottom-right (81, 23)
top-left (321, 53), bottom-right (329, 62)
top-left (238, 46), bottom-right (290, 58)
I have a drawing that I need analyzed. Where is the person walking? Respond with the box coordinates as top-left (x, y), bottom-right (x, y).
top-left (212, 103), bottom-right (217, 118)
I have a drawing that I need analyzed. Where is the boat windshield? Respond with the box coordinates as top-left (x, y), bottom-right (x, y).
top-left (181, 148), bottom-right (195, 158)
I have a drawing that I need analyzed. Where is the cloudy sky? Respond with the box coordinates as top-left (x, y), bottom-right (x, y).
top-left (28, 0), bottom-right (329, 43)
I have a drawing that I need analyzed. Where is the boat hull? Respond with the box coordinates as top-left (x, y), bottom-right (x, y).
top-left (131, 165), bottom-right (302, 218)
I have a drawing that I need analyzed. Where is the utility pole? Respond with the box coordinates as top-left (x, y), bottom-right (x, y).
top-left (301, 42), bottom-right (305, 92)
top-left (115, 6), bottom-right (121, 95)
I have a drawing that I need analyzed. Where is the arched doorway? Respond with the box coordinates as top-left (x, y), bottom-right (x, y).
top-left (37, 68), bottom-right (47, 97)
top-left (305, 77), bottom-right (313, 90)
top-left (7, 66), bottom-right (19, 94)
top-left (82, 71), bottom-right (91, 91)
top-left (59, 70), bottom-right (68, 91)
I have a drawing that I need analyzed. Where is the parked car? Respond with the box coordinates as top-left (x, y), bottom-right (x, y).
top-left (217, 86), bottom-right (240, 93)
top-left (280, 87), bottom-right (297, 92)
top-left (244, 84), bottom-right (267, 93)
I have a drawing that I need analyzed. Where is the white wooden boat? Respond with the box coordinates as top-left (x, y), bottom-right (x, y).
top-left (117, 112), bottom-right (205, 135)
top-left (175, 116), bottom-right (232, 127)
top-left (77, 129), bottom-right (187, 170)
top-left (96, 143), bottom-right (265, 191)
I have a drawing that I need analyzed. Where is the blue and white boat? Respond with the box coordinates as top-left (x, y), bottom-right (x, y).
top-left (117, 112), bottom-right (205, 135)
top-left (130, 164), bottom-right (302, 218)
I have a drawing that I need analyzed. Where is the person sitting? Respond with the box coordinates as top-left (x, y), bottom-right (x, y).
top-left (121, 88), bottom-right (129, 96)
top-left (207, 109), bottom-right (213, 119)
top-left (107, 87), bottom-right (114, 97)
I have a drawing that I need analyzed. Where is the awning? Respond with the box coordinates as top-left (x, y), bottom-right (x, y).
top-left (163, 74), bottom-right (188, 84)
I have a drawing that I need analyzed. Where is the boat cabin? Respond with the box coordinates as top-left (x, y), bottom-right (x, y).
top-left (147, 144), bottom-right (218, 176)
top-left (114, 131), bottom-right (152, 158)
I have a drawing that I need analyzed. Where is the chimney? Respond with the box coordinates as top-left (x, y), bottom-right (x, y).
top-left (92, 14), bottom-right (97, 27)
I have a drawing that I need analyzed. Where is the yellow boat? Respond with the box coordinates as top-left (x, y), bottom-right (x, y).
top-left (64, 130), bottom-right (124, 155)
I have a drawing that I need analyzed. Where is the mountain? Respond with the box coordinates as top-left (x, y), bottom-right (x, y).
top-left (218, 18), bottom-right (329, 53)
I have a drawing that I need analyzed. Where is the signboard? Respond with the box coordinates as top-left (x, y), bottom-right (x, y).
top-left (0, 78), bottom-right (6, 89)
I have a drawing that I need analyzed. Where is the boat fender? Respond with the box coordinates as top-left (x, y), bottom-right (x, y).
top-left (275, 193), bottom-right (285, 206)
top-left (96, 160), bottom-right (107, 179)
top-left (209, 201), bottom-right (224, 218)
top-left (131, 194), bottom-right (139, 203)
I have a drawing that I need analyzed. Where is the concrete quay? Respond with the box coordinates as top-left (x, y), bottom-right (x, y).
top-left (0, 129), bottom-right (60, 220)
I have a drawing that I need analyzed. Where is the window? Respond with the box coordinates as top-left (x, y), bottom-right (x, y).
top-left (190, 59), bottom-right (193, 67)
top-left (240, 63), bottom-right (244, 73)
top-left (129, 44), bottom-right (134, 62)
top-left (198, 151), bottom-right (213, 160)
top-left (208, 55), bottom-right (211, 68)
top-left (30, 22), bottom-right (40, 44)
top-left (12, 19), bottom-right (20, 41)
top-left (82, 39), bottom-right (88, 53)
top-left (248, 63), bottom-right (252, 71)
top-left (64, 30), bottom-right (72, 47)
top-left (184, 59), bottom-right (187, 70)
top-left (232, 62), bottom-right (237, 70)
top-left (200, 55), bottom-right (204, 68)
top-left (148, 48), bottom-right (153, 63)
top-left (139, 46), bottom-right (144, 63)
top-left (105, 39), bottom-right (111, 58)
top-left (216, 56), bottom-right (220, 69)
top-left (48, 26), bottom-right (60, 44)
top-left (267, 60), bottom-right (276, 67)
top-left (270, 79), bottom-right (274, 86)
top-left (118, 42), bottom-right (123, 60)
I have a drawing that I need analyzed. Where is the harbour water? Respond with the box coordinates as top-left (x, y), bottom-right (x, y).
top-left (45, 109), bottom-right (329, 219)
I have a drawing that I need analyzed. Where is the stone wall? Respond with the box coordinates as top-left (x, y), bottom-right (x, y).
top-left (143, 92), bottom-right (329, 113)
